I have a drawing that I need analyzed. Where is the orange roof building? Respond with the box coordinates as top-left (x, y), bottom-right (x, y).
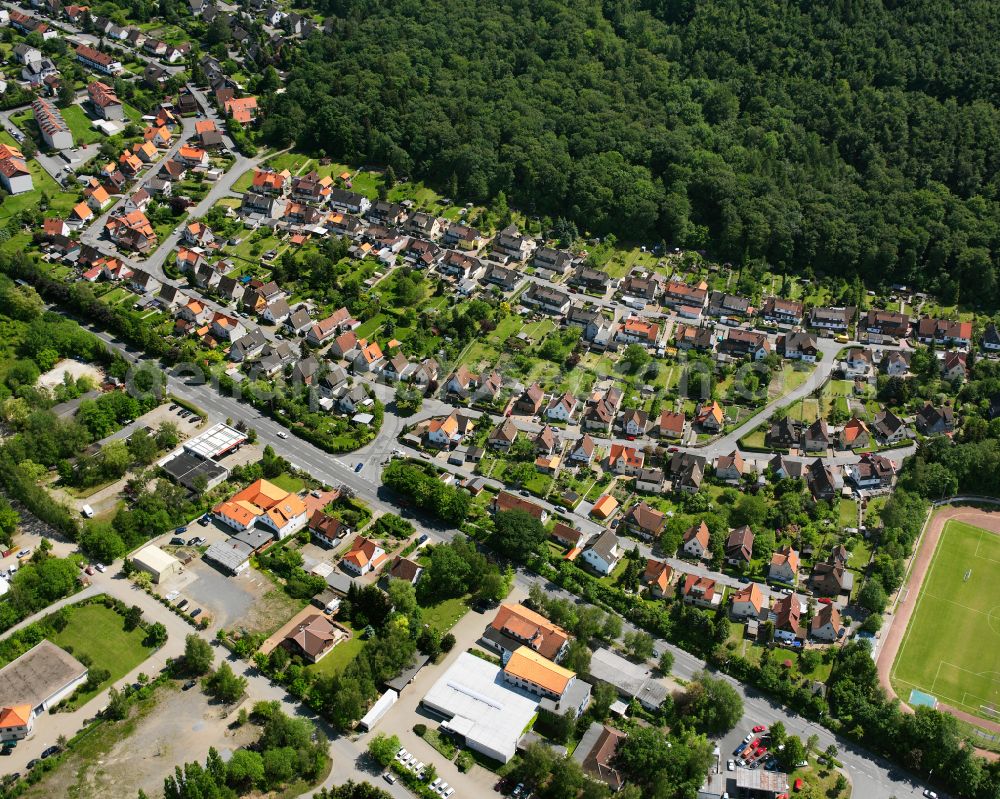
top-left (0, 704), bottom-right (32, 739)
top-left (340, 535), bottom-right (387, 575)
top-left (502, 646), bottom-right (576, 700)
top-left (224, 96), bottom-right (258, 124)
top-left (212, 479), bottom-right (308, 539)
top-left (489, 603), bottom-right (569, 661)
top-left (591, 494), bottom-right (618, 519)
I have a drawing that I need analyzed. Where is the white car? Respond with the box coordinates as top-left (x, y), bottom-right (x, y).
top-left (95, 563), bottom-right (107, 573)
top-left (441, 789), bottom-right (454, 798)
top-left (277, 431), bottom-right (288, 439)
top-left (727, 760), bottom-right (735, 771)
top-left (395, 749), bottom-right (409, 761)
top-left (430, 779), bottom-right (442, 790)
top-left (165, 591), bottom-right (180, 601)
top-left (743, 733), bottom-right (753, 743)
top-left (412, 761), bottom-right (425, 774)
top-left (436, 783), bottom-right (450, 796)
top-left (923, 791), bottom-right (938, 799)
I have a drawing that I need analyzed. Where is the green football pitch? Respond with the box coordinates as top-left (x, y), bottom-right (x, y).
top-left (892, 520), bottom-right (1000, 722)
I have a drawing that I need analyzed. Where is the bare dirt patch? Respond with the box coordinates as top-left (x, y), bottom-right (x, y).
top-left (37, 359), bottom-right (104, 391)
top-left (21, 683), bottom-right (257, 799)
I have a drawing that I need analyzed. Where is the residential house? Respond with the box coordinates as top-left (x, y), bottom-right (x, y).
top-left (0, 145), bottom-right (32, 195)
top-left (809, 306), bottom-right (854, 333)
top-left (811, 604), bottom-right (846, 642)
top-left (770, 594), bottom-right (803, 642)
top-left (982, 323), bottom-right (1000, 353)
top-left (483, 263), bottom-right (521, 291)
top-left (545, 392), bottom-right (578, 422)
top-left (769, 546), bottom-right (800, 584)
top-left (492, 491), bottom-right (548, 522)
top-left (839, 417), bottom-right (871, 449)
top-left (337, 384), bottom-right (369, 414)
top-left (327, 189), bottom-right (370, 215)
top-left (87, 80), bottom-right (123, 120)
top-left (635, 468), bottom-right (665, 493)
top-left (569, 434), bottom-right (595, 464)
top-left (352, 340), bottom-right (384, 372)
top-left (643, 559), bottom-right (673, 598)
top-left (487, 603), bottom-right (569, 661)
top-left (75, 43), bottom-right (122, 74)
top-left (607, 444), bottom-right (644, 476)
top-left (32, 97), bottom-right (72, 149)
top-left (514, 383), bottom-right (545, 415)
top-left (625, 501), bottom-right (665, 541)
top-left (842, 348), bottom-right (872, 378)
top-left (581, 529), bottom-right (621, 576)
top-left (810, 557), bottom-right (853, 598)
top-left (616, 316), bottom-right (661, 347)
top-left (708, 290), bottom-right (752, 320)
top-left (845, 452), bottom-right (896, 490)
top-left (657, 410), bottom-right (686, 440)
top-left (802, 418), bottom-right (831, 452)
top-left (718, 328), bottom-right (770, 360)
top-left (551, 522), bottom-right (584, 550)
top-left (445, 365), bottom-right (479, 398)
top-left (662, 280), bottom-right (708, 311)
top-left (777, 330), bottom-right (818, 361)
top-left (619, 408), bottom-right (648, 438)
top-left (224, 96), bottom-right (259, 124)
top-left (872, 408), bottom-right (909, 444)
top-left (694, 400), bottom-right (724, 432)
top-left (522, 282), bottom-right (570, 315)
top-left (387, 556), bottom-right (423, 586)
top-left (229, 328), bottom-right (267, 362)
top-left (621, 273), bottom-right (659, 301)
top-left (308, 309), bottom-right (352, 346)
top-left (915, 403), bottom-right (954, 436)
top-left (864, 308), bottom-right (910, 339)
top-left (308, 509), bottom-right (349, 546)
top-left (210, 312), bottom-right (245, 341)
top-left (714, 450), bottom-right (745, 483)
top-left (766, 417), bottom-right (803, 449)
top-left (493, 224), bottom-right (536, 261)
top-left (105, 210), bottom-right (156, 253)
top-left (570, 266), bottom-right (612, 293)
top-left (340, 535), bottom-right (387, 576)
top-left (731, 582), bottom-right (763, 619)
top-left (533, 425), bottom-right (559, 456)
top-left (681, 520), bottom-right (710, 559)
top-left (884, 348), bottom-right (914, 376)
top-left (725, 525), bottom-right (754, 567)
top-left (473, 371), bottom-right (504, 405)
top-left (806, 458), bottom-right (838, 500)
top-left (533, 246), bottom-right (574, 275)
top-left (488, 419), bottom-right (519, 450)
top-left (282, 614), bottom-right (345, 663)
top-left (582, 398), bottom-right (615, 434)
top-left (668, 452), bottom-right (705, 493)
top-left (941, 351), bottom-right (967, 381)
top-left (916, 317), bottom-right (972, 349)
top-left (681, 574), bottom-right (719, 608)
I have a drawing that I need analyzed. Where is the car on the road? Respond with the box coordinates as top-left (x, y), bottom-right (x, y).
top-left (41, 745), bottom-right (60, 759)
top-left (95, 563), bottom-right (106, 572)
top-left (26, 759), bottom-right (40, 770)
top-left (383, 773), bottom-right (396, 784)
top-left (277, 431), bottom-right (288, 439)
top-left (354, 463), bottom-right (363, 472)
top-left (182, 679), bottom-right (197, 691)
top-left (15, 549), bottom-right (31, 559)
top-left (923, 791), bottom-right (938, 799)
top-left (727, 760), bottom-right (735, 771)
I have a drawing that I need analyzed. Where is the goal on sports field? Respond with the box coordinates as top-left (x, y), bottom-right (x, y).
top-left (964, 569), bottom-right (973, 582)
top-left (981, 704), bottom-right (1000, 720)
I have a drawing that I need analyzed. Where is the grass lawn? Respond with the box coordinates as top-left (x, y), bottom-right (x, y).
top-left (838, 499), bottom-right (857, 529)
top-left (420, 597), bottom-right (469, 635)
top-left (50, 603), bottom-right (156, 708)
top-left (0, 158), bottom-right (79, 223)
top-left (61, 104), bottom-right (105, 144)
top-left (307, 634), bottom-right (366, 677)
top-left (271, 472), bottom-right (306, 494)
top-left (891, 520), bottom-right (1000, 720)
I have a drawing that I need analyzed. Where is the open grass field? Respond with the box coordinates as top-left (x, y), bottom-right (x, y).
top-left (891, 520), bottom-right (1000, 722)
top-left (50, 603), bottom-right (156, 708)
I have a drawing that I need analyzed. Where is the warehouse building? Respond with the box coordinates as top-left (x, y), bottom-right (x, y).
top-left (0, 640), bottom-right (88, 719)
top-left (131, 544), bottom-right (181, 583)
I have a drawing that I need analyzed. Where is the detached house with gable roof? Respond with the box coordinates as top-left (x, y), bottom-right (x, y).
top-left (769, 546), bottom-right (800, 584)
top-left (681, 520), bottom-right (710, 559)
top-left (643, 559), bottom-right (673, 598)
top-left (340, 535), bottom-right (387, 576)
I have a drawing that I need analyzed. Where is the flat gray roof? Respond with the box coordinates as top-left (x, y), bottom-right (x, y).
top-left (204, 538), bottom-right (254, 572)
top-left (0, 640), bottom-right (87, 709)
top-left (182, 423), bottom-right (247, 460)
top-left (588, 647), bottom-right (668, 708)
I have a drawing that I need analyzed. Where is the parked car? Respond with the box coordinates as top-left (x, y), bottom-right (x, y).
top-left (84, 565), bottom-right (95, 575)
top-left (170, 537), bottom-right (186, 546)
top-left (188, 536), bottom-right (206, 546)
top-left (16, 549), bottom-right (31, 559)
top-left (383, 773), bottom-right (396, 784)
top-left (189, 608), bottom-right (202, 618)
top-left (40, 746), bottom-right (60, 759)
top-left (95, 563), bottom-right (107, 572)
top-left (176, 598), bottom-right (189, 611)
top-left (752, 725), bottom-right (767, 733)
top-left (923, 791), bottom-right (938, 799)
top-left (182, 679), bottom-right (197, 691)
top-left (26, 759), bottom-right (40, 770)
top-left (175, 526), bottom-right (188, 534)
top-left (727, 760), bottom-right (735, 771)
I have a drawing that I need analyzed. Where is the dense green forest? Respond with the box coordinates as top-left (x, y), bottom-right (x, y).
top-left (263, 0), bottom-right (1000, 303)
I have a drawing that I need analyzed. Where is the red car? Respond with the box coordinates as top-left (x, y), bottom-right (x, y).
top-left (818, 598), bottom-right (832, 605)
top-left (751, 739), bottom-right (761, 749)
top-left (752, 725), bottom-right (767, 733)
top-left (794, 778), bottom-right (804, 791)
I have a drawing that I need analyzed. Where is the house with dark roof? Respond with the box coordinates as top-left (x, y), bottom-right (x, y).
top-left (581, 529), bottom-right (621, 575)
top-left (625, 501), bottom-right (665, 541)
top-left (915, 403), bottom-right (954, 436)
top-left (725, 525), bottom-right (754, 567)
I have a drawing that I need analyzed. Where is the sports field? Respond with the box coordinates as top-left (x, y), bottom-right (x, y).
top-left (892, 520), bottom-right (1000, 722)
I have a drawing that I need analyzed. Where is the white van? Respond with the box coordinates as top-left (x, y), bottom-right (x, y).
top-left (81, 505), bottom-right (95, 518)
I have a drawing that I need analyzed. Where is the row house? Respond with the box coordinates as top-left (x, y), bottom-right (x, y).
top-left (105, 210), bottom-right (157, 253)
top-left (662, 280), bottom-right (708, 312)
top-left (863, 308), bottom-right (910, 339)
top-left (522, 282), bottom-right (571, 315)
top-left (916, 317), bottom-right (972, 349)
top-left (809, 306), bottom-right (854, 333)
top-left (533, 246), bottom-right (574, 275)
top-left (718, 328), bottom-right (770, 360)
top-left (87, 81), bottom-right (123, 121)
top-left (75, 43), bottom-right (122, 74)
top-left (616, 316), bottom-right (661, 347)
top-left (440, 250), bottom-right (485, 281)
top-left (328, 188), bottom-right (370, 215)
top-left (760, 296), bottom-right (803, 326)
top-left (707, 290), bottom-right (752, 320)
top-left (442, 223), bottom-right (484, 250)
top-left (493, 224), bottom-right (536, 261)
top-left (32, 97), bottom-right (72, 150)
top-left (570, 266), bottom-right (612, 293)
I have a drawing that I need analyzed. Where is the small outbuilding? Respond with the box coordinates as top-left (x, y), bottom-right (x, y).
top-left (131, 545), bottom-right (181, 583)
